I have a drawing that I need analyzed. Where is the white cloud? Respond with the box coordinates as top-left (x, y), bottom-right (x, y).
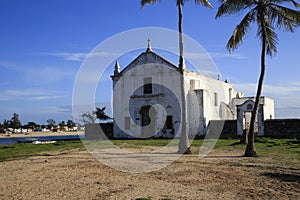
top-left (42, 52), bottom-right (88, 61)
top-left (232, 82), bottom-right (300, 118)
top-left (0, 61), bottom-right (76, 84)
top-left (0, 88), bottom-right (66, 101)
top-left (180, 51), bottom-right (247, 60)
top-left (28, 95), bottom-right (65, 101)
top-left (0, 62), bottom-right (22, 70)
top-left (42, 51), bottom-right (118, 62)
top-left (209, 52), bottom-right (248, 59)
top-left (233, 82), bottom-right (300, 96)
top-left (24, 66), bottom-right (75, 83)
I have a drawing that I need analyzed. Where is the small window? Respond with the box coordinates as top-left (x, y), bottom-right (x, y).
top-left (143, 77), bottom-right (152, 94)
top-left (166, 116), bottom-right (173, 129)
top-left (214, 93), bottom-right (218, 106)
top-left (190, 79), bottom-right (195, 90)
top-left (124, 117), bottom-right (130, 130)
top-left (270, 115), bottom-right (272, 119)
top-left (247, 104), bottom-right (253, 110)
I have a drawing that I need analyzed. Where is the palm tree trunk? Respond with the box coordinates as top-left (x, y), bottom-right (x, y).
top-left (178, 2), bottom-right (185, 71)
top-left (177, 2), bottom-right (191, 154)
top-left (245, 15), bottom-right (266, 157)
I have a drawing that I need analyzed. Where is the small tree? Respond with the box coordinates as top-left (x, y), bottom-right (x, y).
top-left (0, 122), bottom-right (4, 133)
top-left (59, 121), bottom-right (66, 127)
top-left (10, 113), bottom-right (22, 131)
top-left (67, 119), bottom-right (76, 129)
top-left (80, 113), bottom-right (96, 125)
top-left (26, 121), bottom-right (38, 130)
top-left (94, 107), bottom-right (110, 121)
top-left (46, 118), bottom-right (56, 130)
top-left (3, 119), bottom-right (10, 129)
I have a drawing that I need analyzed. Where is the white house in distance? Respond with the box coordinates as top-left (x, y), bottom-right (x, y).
top-left (111, 41), bottom-right (274, 139)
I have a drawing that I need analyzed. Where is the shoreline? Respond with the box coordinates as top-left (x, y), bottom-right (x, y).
top-left (0, 131), bottom-right (84, 139)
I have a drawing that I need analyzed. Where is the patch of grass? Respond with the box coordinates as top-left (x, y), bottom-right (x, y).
top-left (113, 139), bottom-right (177, 148)
top-left (1, 137), bottom-right (299, 168)
top-left (83, 139), bottom-right (178, 149)
top-left (0, 140), bottom-right (84, 162)
top-left (254, 138), bottom-right (300, 167)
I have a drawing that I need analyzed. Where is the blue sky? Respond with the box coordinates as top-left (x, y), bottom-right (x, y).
top-left (0, 0), bottom-right (300, 125)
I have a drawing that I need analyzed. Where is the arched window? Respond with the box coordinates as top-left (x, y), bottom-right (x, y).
top-left (247, 104), bottom-right (253, 110)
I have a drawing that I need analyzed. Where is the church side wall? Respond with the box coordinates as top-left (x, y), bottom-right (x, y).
top-left (184, 71), bottom-right (237, 136)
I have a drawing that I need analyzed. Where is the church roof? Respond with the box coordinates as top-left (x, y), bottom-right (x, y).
top-left (116, 46), bottom-right (181, 76)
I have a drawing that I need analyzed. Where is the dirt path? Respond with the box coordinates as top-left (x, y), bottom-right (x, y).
top-left (0, 147), bottom-right (299, 200)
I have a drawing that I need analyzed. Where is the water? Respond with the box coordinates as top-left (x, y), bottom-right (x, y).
top-left (0, 134), bottom-right (85, 144)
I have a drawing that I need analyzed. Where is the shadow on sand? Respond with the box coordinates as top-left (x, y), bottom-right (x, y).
top-left (261, 172), bottom-right (300, 183)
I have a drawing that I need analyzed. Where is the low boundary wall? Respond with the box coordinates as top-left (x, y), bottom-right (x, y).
top-left (264, 119), bottom-right (300, 139)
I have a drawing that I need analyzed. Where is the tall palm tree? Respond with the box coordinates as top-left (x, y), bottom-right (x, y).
top-left (216, 0), bottom-right (300, 157)
top-left (141, 0), bottom-right (212, 154)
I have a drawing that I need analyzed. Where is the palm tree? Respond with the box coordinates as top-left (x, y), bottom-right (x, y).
top-left (141, 0), bottom-right (212, 154)
top-left (216, 0), bottom-right (300, 157)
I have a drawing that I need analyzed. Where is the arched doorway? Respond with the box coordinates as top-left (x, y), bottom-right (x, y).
top-left (139, 105), bottom-right (156, 138)
top-left (237, 100), bottom-right (264, 136)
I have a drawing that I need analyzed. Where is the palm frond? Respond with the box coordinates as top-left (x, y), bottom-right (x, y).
top-left (257, 18), bottom-right (278, 56)
top-left (291, 0), bottom-right (300, 8)
top-left (270, 0), bottom-right (300, 8)
top-left (194, 0), bottom-right (213, 8)
top-left (227, 10), bottom-right (256, 52)
top-left (141, 0), bottom-right (161, 8)
top-left (216, 0), bottom-right (253, 18)
top-left (268, 4), bottom-right (300, 30)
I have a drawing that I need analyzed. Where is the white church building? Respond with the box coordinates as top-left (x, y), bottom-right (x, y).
top-left (111, 41), bottom-right (274, 139)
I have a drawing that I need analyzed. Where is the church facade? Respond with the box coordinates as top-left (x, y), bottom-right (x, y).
top-left (111, 42), bottom-right (274, 139)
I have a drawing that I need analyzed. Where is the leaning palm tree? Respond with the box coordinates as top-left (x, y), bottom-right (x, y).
top-left (216, 0), bottom-right (300, 157)
top-left (141, 0), bottom-right (212, 154)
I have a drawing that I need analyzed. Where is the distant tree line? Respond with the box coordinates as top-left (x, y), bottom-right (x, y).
top-left (0, 113), bottom-right (77, 133)
top-left (0, 107), bottom-right (111, 133)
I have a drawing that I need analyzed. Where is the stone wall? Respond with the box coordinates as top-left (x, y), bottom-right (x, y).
top-left (85, 119), bottom-right (300, 139)
top-left (205, 120), bottom-right (237, 138)
top-left (85, 123), bottom-right (113, 140)
top-left (264, 119), bottom-right (300, 139)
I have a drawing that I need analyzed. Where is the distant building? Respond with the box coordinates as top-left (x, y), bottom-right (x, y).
top-left (111, 41), bottom-right (274, 138)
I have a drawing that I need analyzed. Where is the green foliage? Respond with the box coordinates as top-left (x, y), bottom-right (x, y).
top-left (0, 122), bottom-right (3, 133)
top-left (94, 107), bottom-right (110, 120)
top-left (0, 140), bottom-right (83, 162)
top-left (26, 121), bottom-right (39, 129)
top-left (59, 121), bottom-right (66, 127)
top-left (10, 113), bottom-right (21, 129)
top-left (67, 120), bottom-right (76, 128)
top-left (216, 0), bottom-right (300, 56)
top-left (46, 118), bottom-right (56, 128)
top-left (3, 119), bottom-right (10, 129)
top-left (113, 139), bottom-right (178, 148)
top-left (1, 138), bottom-right (299, 168)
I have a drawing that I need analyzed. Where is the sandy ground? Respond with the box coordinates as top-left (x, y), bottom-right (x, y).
top-left (0, 147), bottom-right (299, 200)
top-left (0, 131), bottom-right (84, 138)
